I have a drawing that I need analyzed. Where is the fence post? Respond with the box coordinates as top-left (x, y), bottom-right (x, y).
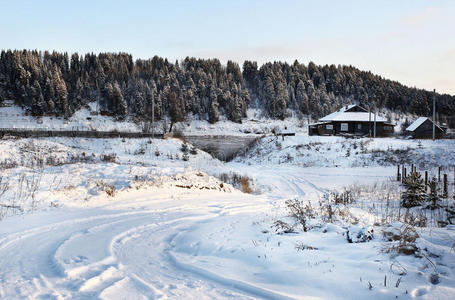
top-left (443, 174), bottom-right (448, 198)
top-left (425, 171), bottom-right (428, 188)
top-left (438, 166), bottom-right (441, 182)
top-left (402, 165), bottom-right (405, 182)
top-left (397, 165), bottom-right (401, 181)
top-left (411, 164), bottom-right (414, 173)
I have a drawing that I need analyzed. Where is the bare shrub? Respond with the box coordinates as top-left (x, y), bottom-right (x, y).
top-left (239, 177), bottom-right (253, 193)
top-left (0, 175), bottom-right (9, 199)
top-left (134, 144), bottom-right (146, 155)
top-left (105, 185), bottom-right (116, 197)
top-left (382, 224), bottom-right (419, 256)
top-left (272, 220), bottom-right (295, 234)
top-left (0, 160), bottom-right (18, 169)
top-left (101, 153), bottom-right (117, 163)
top-left (70, 153), bottom-right (96, 164)
top-left (218, 172), bottom-right (254, 194)
top-left (285, 199), bottom-right (315, 232)
top-left (295, 242), bottom-right (318, 251)
top-left (94, 180), bottom-right (117, 197)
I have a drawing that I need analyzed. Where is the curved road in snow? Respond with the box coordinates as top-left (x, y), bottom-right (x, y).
top-left (0, 166), bottom-right (393, 299)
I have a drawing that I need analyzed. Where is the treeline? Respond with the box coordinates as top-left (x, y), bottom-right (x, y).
top-left (0, 50), bottom-right (454, 128)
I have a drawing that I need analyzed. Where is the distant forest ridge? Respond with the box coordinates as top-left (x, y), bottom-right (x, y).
top-left (0, 49), bottom-right (454, 128)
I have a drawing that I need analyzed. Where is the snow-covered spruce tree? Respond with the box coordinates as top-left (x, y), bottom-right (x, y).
top-left (30, 81), bottom-right (45, 116)
top-left (274, 80), bottom-right (287, 119)
top-left (168, 85), bottom-right (185, 132)
top-left (295, 80), bottom-right (309, 114)
top-left (53, 68), bottom-right (69, 117)
top-left (401, 171), bottom-right (426, 208)
top-left (427, 177), bottom-right (441, 210)
top-left (112, 82), bottom-right (127, 119)
top-left (208, 86), bottom-right (220, 124)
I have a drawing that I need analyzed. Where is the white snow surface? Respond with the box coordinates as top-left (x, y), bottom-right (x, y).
top-left (1, 114), bottom-right (455, 299)
top-left (0, 103), bottom-right (142, 132)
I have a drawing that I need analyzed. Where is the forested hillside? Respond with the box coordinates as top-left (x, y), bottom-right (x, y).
top-left (0, 50), bottom-right (454, 128)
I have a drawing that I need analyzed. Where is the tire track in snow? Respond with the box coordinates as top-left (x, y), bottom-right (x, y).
top-left (0, 169), bottom-right (324, 299)
top-left (0, 203), bottom-right (264, 299)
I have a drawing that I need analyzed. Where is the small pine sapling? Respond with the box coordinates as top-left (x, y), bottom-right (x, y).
top-left (427, 177), bottom-right (441, 210)
top-left (401, 171), bottom-right (426, 208)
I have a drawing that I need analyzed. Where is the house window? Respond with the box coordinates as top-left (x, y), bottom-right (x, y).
top-left (340, 123), bottom-right (348, 131)
top-left (357, 124), bottom-right (362, 130)
top-left (326, 124), bottom-right (333, 130)
top-left (384, 125), bottom-right (392, 131)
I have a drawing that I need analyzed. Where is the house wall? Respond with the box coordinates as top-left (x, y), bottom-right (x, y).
top-left (332, 121), bottom-right (389, 136)
top-left (412, 119), bottom-right (444, 139)
top-left (313, 121), bottom-right (393, 136)
top-left (310, 121), bottom-right (394, 137)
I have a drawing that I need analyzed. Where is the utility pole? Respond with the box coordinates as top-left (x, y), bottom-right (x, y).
top-left (368, 106), bottom-right (372, 138)
top-left (152, 93), bottom-right (155, 138)
top-left (374, 110), bottom-right (377, 138)
top-left (433, 89), bottom-right (436, 141)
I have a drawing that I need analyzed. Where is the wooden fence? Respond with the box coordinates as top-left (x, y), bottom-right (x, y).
top-left (397, 163), bottom-right (455, 198)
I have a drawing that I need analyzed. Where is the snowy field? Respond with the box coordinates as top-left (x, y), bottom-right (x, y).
top-left (1, 117), bottom-right (455, 299)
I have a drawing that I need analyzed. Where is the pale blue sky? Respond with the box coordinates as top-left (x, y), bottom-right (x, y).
top-left (1, 0), bottom-right (454, 94)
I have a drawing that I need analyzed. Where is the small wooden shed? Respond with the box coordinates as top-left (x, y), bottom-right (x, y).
top-left (405, 117), bottom-right (446, 139)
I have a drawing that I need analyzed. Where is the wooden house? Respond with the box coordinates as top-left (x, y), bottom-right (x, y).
top-left (405, 117), bottom-right (446, 139)
top-left (309, 104), bottom-right (394, 137)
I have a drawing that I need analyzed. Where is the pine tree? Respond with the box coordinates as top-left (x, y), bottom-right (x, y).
top-left (401, 171), bottom-right (426, 208)
top-left (112, 82), bottom-right (127, 118)
top-left (274, 80), bottom-right (287, 119)
top-left (296, 80), bottom-right (308, 114)
top-left (427, 177), bottom-right (440, 210)
top-left (208, 87), bottom-right (219, 124)
top-left (168, 85), bottom-right (185, 132)
top-left (209, 99), bottom-right (219, 124)
top-left (53, 68), bottom-right (69, 117)
top-left (263, 75), bottom-right (275, 117)
top-left (30, 80), bottom-right (45, 116)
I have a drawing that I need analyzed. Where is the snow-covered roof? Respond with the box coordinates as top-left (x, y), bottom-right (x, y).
top-left (320, 105), bottom-right (358, 121)
top-left (308, 121), bottom-right (330, 126)
top-left (406, 117), bottom-right (428, 132)
top-left (406, 117), bottom-right (443, 132)
top-left (319, 110), bottom-right (387, 122)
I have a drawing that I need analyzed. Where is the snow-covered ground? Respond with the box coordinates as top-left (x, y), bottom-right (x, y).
top-left (236, 134), bottom-right (455, 169)
top-left (0, 103), bottom-right (307, 136)
top-left (0, 102), bottom-right (142, 132)
top-left (1, 109), bottom-right (455, 299)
